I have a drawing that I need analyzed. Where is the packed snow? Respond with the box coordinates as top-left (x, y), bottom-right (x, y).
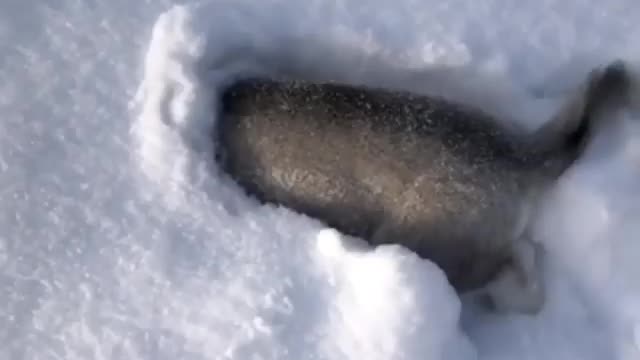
top-left (2, 0), bottom-right (640, 359)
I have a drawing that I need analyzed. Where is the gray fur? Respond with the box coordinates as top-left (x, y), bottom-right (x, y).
top-left (213, 60), bottom-right (630, 313)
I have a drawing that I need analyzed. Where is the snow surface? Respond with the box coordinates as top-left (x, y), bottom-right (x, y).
top-left (3, 0), bottom-right (640, 359)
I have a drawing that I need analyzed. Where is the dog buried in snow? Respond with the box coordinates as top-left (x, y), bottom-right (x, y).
top-left (213, 60), bottom-right (631, 313)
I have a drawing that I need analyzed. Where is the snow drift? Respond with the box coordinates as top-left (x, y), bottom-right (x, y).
top-left (3, 0), bottom-right (640, 359)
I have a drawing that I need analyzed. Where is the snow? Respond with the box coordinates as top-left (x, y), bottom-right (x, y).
top-left (2, 0), bottom-right (640, 359)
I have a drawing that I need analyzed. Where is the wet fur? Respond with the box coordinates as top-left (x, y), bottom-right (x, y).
top-left (213, 61), bottom-right (630, 312)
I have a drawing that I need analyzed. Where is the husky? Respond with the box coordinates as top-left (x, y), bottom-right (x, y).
top-left (213, 60), bottom-right (631, 313)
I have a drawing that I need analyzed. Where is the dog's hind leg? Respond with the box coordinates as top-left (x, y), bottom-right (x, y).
top-left (480, 232), bottom-right (547, 314)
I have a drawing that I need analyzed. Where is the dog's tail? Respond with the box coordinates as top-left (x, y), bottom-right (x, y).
top-left (530, 60), bottom-right (633, 159)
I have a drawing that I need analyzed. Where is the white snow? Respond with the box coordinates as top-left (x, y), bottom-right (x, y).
top-left (3, 0), bottom-right (640, 359)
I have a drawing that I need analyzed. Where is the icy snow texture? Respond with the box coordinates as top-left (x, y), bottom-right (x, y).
top-left (2, 0), bottom-right (640, 359)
